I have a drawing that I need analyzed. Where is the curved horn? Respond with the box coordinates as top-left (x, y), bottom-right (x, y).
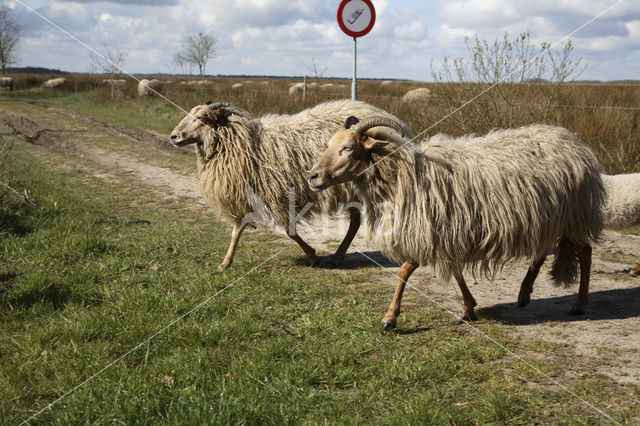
top-left (353, 116), bottom-right (405, 137)
top-left (207, 101), bottom-right (231, 109)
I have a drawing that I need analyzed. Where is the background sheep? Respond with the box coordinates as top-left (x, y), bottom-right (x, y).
top-left (288, 83), bottom-right (304, 96)
top-left (231, 83), bottom-right (244, 92)
top-left (600, 173), bottom-right (640, 275)
top-left (42, 78), bottom-right (66, 89)
top-left (170, 100), bottom-right (411, 271)
top-left (309, 118), bottom-right (605, 330)
top-left (0, 77), bottom-right (13, 91)
top-left (102, 79), bottom-right (127, 87)
top-left (402, 87), bottom-right (431, 102)
top-left (137, 79), bottom-right (153, 96)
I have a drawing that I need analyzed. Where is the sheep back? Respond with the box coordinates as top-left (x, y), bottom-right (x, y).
top-left (362, 124), bottom-right (605, 281)
top-left (602, 173), bottom-right (640, 228)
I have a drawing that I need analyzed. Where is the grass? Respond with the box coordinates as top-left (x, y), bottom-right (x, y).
top-left (0, 86), bottom-right (639, 423)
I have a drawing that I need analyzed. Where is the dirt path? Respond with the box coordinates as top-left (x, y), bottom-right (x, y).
top-left (2, 102), bottom-right (639, 387)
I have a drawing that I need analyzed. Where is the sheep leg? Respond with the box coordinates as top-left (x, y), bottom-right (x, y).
top-left (328, 207), bottom-right (361, 266)
top-left (289, 233), bottom-right (319, 266)
top-left (218, 222), bottom-right (247, 271)
top-left (381, 259), bottom-right (419, 331)
top-left (570, 243), bottom-right (591, 315)
top-left (517, 255), bottom-right (547, 308)
top-left (630, 263), bottom-right (640, 277)
top-left (453, 271), bottom-right (478, 321)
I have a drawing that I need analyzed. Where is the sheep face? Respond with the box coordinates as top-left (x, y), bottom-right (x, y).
top-left (170, 102), bottom-right (230, 147)
top-left (308, 117), bottom-right (393, 191)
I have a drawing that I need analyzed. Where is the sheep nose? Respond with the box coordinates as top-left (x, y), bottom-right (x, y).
top-left (308, 171), bottom-right (319, 184)
top-left (170, 134), bottom-right (177, 140)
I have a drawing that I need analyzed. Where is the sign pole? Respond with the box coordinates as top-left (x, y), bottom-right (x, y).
top-left (352, 37), bottom-right (357, 101)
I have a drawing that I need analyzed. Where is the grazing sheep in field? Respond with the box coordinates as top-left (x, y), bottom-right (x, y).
top-left (231, 83), bottom-right (244, 91)
top-left (309, 118), bottom-right (605, 330)
top-left (102, 79), bottom-right (127, 87)
top-left (380, 80), bottom-right (393, 87)
top-left (402, 87), bottom-right (431, 102)
top-left (0, 77), bottom-right (13, 91)
top-left (170, 100), bottom-right (411, 271)
top-left (288, 83), bottom-right (304, 96)
top-left (42, 78), bottom-right (66, 88)
top-left (137, 79), bottom-right (153, 96)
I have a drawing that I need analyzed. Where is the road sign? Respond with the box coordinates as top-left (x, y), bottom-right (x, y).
top-left (337, 0), bottom-right (376, 38)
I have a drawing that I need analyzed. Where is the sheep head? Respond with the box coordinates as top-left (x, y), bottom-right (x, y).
top-left (308, 116), bottom-right (404, 191)
top-left (169, 101), bottom-right (233, 146)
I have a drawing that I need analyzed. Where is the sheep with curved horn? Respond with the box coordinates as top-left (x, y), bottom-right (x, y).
top-left (309, 116), bottom-right (605, 330)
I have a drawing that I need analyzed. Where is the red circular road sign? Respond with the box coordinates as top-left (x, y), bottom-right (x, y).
top-left (337, 0), bottom-right (376, 38)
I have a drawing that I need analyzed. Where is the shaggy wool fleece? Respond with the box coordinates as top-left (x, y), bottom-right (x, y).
top-left (355, 124), bottom-right (605, 282)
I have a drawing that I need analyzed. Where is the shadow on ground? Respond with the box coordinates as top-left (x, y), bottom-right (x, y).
top-left (478, 287), bottom-right (640, 325)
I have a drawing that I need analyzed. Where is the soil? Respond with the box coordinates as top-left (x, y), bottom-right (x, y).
top-left (2, 103), bottom-right (639, 387)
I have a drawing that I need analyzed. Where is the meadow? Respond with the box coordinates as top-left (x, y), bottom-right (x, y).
top-left (0, 75), bottom-right (639, 423)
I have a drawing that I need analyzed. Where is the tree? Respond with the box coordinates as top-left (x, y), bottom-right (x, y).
top-left (0, 6), bottom-right (21, 74)
top-left (430, 31), bottom-right (586, 133)
top-left (174, 31), bottom-right (216, 77)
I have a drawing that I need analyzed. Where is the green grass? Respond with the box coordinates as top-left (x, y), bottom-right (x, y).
top-left (0, 99), bottom-right (638, 424)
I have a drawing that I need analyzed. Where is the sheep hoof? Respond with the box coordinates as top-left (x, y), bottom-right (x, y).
top-left (629, 269), bottom-right (640, 277)
top-left (218, 263), bottom-right (230, 272)
top-left (517, 297), bottom-right (531, 308)
top-left (327, 256), bottom-right (344, 267)
top-left (380, 321), bottom-right (396, 332)
top-left (461, 312), bottom-right (477, 322)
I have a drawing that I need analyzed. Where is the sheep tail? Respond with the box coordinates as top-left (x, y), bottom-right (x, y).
top-left (550, 237), bottom-right (579, 287)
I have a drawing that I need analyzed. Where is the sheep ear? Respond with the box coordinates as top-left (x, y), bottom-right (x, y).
top-left (344, 116), bottom-right (359, 129)
top-left (204, 100), bottom-right (212, 105)
top-left (363, 137), bottom-right (393, 156)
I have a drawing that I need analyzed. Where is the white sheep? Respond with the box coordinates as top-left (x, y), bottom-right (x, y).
top-left (288, 83), bottom-right (304, 96)
top-left (402, 87), bottom-right (431, 102)
top-left (42, 78), bottom-right (66, 89)
top-left (601, 173), bottom-right (640, 275)
top-left (169, 100), bottom-right (411, 271)
top-left (102, 79), bottom-right (127, 87)
top-left (231, 83), bottom-right (244, 91)
top-left (0, 77), bottom-right (13, 91)
top-left (137, 79), bottom-right (153, 96)
top-left (309, 117), bottom-right (605, 330)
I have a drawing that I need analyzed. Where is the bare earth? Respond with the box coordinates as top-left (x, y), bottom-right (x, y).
top-left (3, 103), bottom-right (639, 388)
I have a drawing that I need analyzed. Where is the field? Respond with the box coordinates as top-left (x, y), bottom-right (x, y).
top-left (1, 75), bottom-right (640, 424)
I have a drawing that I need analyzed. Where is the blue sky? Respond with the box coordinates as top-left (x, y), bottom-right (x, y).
top-left (3, 0), bottom-right (640, 81)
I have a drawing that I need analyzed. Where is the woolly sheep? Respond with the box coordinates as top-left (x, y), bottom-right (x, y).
top-left (231, 83), bottom-right (244, 91)
top-left (380, 80), bottom-right (393, 87)
top-left (599, 173), bottom-right (640, 275)
top-left (0, 77), bottom-right (13, 91)
top-left (42, 78), bottom-right (66, 88)
top-left (170, 100), bottom-right (411, 271)
top-left (309, 118), bottom-right (605, 330)
top-left (137, 79), bottom-right (153, 96)
top-left (288, 83), bottom-right (304, 96)
top-left (402, 87), bottom-right (431, 102)
top-left (102, 79), bottom-right (127, 87)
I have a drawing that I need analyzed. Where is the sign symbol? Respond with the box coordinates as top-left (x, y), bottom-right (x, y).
top-left (347, 8), bottom-right (364, 24)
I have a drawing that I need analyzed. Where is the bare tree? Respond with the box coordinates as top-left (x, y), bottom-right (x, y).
top-left (175, 31), bottom-right (216, 77)
top-left (89, 44), bottom-right (129, 76)
top-left (89, 44), bottom-right (129, 98)
top-left (0, 6), bottom-right (21, 74)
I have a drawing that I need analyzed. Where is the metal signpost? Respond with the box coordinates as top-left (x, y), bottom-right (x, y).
top-left (337, 0), bottom-right (375, 101)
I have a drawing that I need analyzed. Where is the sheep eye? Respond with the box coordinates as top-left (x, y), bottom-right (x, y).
top-left (342, 145), bottom-right (353, 152)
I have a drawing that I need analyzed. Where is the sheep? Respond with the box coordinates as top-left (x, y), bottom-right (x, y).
top-left (596, 173), bottom-right (640, 275)
top-left (137, 79), bottom-right (153, 96)
top-left (308, 117), bottom-right (605, 330)
top-left (402, 87), bottom-right (431, 102)
top-left (42, 78), bottom-right (66, 88)
top-left (170, 100), bottom-right (411, 271)
top-left (102, 79), bottom-right (127, 87)
top-left (288, 83), bottom-right (304, 96)
top-left (231, 83), bottom-right (244, 91)
top-left (380, 80), bottom-right (393, 87)
top-left (0, 77), bottom-right (13, 91)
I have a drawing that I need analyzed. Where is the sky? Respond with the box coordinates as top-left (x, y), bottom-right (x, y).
top-left (2, 0), bottom-right (640, 81)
